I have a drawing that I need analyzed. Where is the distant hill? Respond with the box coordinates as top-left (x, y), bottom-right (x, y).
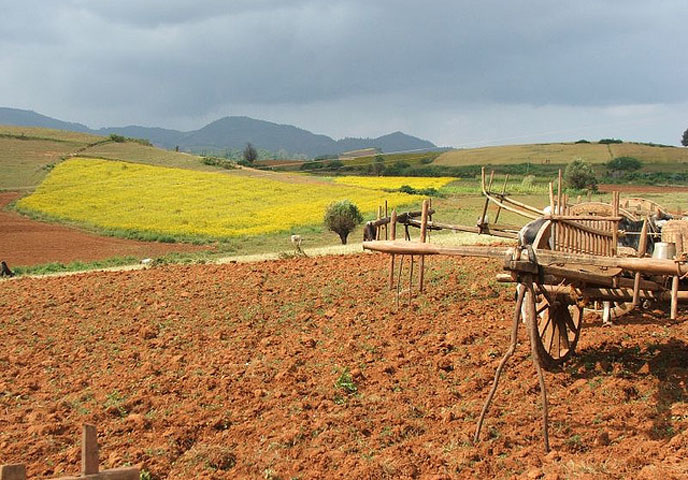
top-left (0, 107), bottom-right (91, 134)
top-left (0, 107), bottom-right (436, 157)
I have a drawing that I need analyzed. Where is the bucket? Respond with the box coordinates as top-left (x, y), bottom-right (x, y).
top-left (652, 242), bottom-right (676, 260)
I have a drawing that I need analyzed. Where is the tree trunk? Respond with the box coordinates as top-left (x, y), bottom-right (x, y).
top-left (339, 232), bottom-right (348, 245)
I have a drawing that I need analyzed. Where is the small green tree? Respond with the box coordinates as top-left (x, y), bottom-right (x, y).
top-left (324, 200), bottom-right (363, 244)
top-left (606, 156), bottom-right (642, 172)
top-left (243, 142), bottom-right (258, 164)
top-left (564, 158), bottom-right (597, 190)
top-left (372, 155), bottom-right (386, 176)
top-left (682, 128), bottom-right (688, 147)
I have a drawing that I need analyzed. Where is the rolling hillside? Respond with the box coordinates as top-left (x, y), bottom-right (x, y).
top-left (435, 142), bottom-right (688, 167)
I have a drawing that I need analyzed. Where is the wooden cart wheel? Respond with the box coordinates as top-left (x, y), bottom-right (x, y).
top-left (527, 289), bottom-right (582, 370)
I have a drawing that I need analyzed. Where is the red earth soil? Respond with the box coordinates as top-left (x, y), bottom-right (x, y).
top-left (0, 192), bottom-right (207, 267)
top-left (1, 254), bottom-right (687, 479)
top-left (599, 184), bottom-right (688, 193)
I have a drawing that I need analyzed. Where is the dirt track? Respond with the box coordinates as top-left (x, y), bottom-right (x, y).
top-left (0, 192), bottom-right (206, 267)
top-left (1, 254), bottom-right (686, 479)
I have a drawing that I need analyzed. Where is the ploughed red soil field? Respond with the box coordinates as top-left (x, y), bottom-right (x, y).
top-left (1, 254), bottom-right (687, 479)
top-left (0, 192), bottom-right (207, 267)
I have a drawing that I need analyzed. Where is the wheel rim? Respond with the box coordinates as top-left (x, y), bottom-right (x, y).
top-left (536, 299), bottom-right (582, 363)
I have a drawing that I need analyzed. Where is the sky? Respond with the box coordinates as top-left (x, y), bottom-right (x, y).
top-left (1, 0), bottom-right (686, 147)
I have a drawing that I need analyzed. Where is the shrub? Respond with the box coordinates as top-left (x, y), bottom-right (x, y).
top-left (682, 128), bottom-right (688, 147)
top-left (598, 138), bottom-right (623, 144)
top-left (574, 139), bottom-right (590, 144)
top-left (606, 156), bottom-right (642, 172)
top-left (521, 174), bottom-right (536, 188)
top-left (564, 158), bottom-right (597, 190)
top-left (108, 134), bottom-right (126, 143)
top-left (324, 200), bottom-right (363, 244)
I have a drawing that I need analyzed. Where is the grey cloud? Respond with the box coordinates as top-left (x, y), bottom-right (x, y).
top-left (0, 1), bottom-right (686, 144)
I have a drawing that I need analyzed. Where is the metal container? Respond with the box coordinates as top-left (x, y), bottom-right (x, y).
top-left (652, 242), bottom-right (676, 260)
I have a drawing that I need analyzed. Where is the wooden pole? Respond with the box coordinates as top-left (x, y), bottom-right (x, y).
top-left (388, 209), bottom-right (397, 290)
top-left (494, 174), bottom-right (509, 224)
top-left (632, 217), bottom-right (648, 306)
top-left (419, 199), bottom-right (429, 292)
top-left (557, 169), bottom-right (562, 214)
top-left (376, 206), bottom-right (382, 240)
top-left (384, 200), bottom-right (388, 240)
top-left (671, 275), bottom-right (679, 320)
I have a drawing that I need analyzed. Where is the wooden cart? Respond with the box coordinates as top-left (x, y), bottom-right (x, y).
top-left (363, 170), bottom-right (686, 451)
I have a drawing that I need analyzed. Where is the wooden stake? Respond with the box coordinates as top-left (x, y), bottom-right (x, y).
top-left (557, 169), bottom-right (562, 214)
top-left (632, 218), bottom-right (648, 306)
top-left (376, 206), bottom-right (382, 240)
top-left (494, 174), bottom-right (509, 224)
top-left (384, 200), bottom-right (388, 240)
top-left (419, 199), bottom-right (429, 292)
top-left (388, 209), bottom-right (397, 290)
top-left (671, 275), bottom-right (679, 320)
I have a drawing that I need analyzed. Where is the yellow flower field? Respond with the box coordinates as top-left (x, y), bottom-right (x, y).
top-left (333, 176), bottom-right (454, 190)
top-left (17, 158), bottom-right (422, 238)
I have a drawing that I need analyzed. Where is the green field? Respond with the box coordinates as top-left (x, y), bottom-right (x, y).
top-left (435, 142), bottom-right (688, 167)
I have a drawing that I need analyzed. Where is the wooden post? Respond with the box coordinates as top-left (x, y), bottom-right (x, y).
top-left (0, 465), bottom-right (26, 480)
top-left (384, 200), bottom-right (388, 240)
top-left (671, 275), bottom-right (679, 320)
top-left (376, 206), bottom-right (382, 241)
top-left (611, 192), bottom-right (619, 256)
top-left (388, 209), bottom-right (397, 290)
top-left (419, 199), bottom-right (429, 292)
top-left (82, 424), bottom-right (99, 476)
top-left (632, 218), bottom-right (648, 306)
top-left (557, 169), bottom-right (562, 214)
top-left (494, 174), bottom-right (509, 224)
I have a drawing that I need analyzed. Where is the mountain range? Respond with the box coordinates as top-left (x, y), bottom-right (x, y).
top-left (0, 107), bottom-right (437, 157)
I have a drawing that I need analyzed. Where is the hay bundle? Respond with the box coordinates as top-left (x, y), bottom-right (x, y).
top-left (661, 220), bottom-right (688, 254)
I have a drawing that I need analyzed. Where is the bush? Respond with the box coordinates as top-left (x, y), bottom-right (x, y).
top-left (564, 158), bottom-right (597, 190)
top-left (521, 174), bottom-right (536, 188)
top-left (606, 156), bottom-right (642, 172)
top-left (109, 134), bottom-right (126, 143)
top-left (324, 200), bottom-right (363, 245)
top-left (201, 157), bottom-right (236, 169)
top-left (574, 139), bottom-right (590, 144)
top-left (598, 138), bottom-right (623, 144)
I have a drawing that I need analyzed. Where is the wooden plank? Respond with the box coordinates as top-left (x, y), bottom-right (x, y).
top-left (363, 241), bottom-right (511, 259)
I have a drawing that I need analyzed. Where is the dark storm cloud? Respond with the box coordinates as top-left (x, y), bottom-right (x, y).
top-left (0, 1), bottom-right (686, 144)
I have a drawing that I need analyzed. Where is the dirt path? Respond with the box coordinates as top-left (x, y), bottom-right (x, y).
top-left (0, 192), bottom-right (207, 267)
top-left (0, 254), bottom-right (686, 479)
